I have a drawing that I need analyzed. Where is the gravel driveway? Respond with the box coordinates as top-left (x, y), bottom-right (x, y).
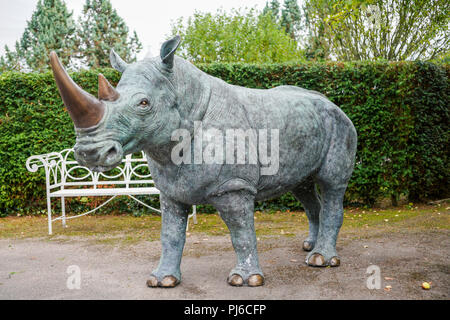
top-left (1, 230), bottom-right (448, 299)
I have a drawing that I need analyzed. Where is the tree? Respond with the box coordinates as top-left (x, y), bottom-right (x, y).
top-left (0, 44), bottom-right (23, 73)
top-left (263, 0), bottom-right (281, 18)
top-left (17, 0), bottom-right (78, 72)
top-left (304, 0), bottom-right (450, 61)
top-left (77, 0), bottom-right (142, 68)
top-left (170, 8), bottom-right (304, 64)
top-left (280, 0), bottom-right (302, 40)
top-left (263, 0), bottom-right (302, 40)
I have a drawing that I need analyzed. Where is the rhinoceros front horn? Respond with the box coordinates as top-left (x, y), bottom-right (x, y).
top-left (49, 51), bottom-right (105, 128)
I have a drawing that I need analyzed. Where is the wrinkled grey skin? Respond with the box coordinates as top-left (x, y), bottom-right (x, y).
top-left (71, 36), bottom-right (357, 287)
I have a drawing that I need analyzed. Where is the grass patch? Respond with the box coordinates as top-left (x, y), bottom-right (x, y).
top-left (0, 204), bottom-right (448, 245)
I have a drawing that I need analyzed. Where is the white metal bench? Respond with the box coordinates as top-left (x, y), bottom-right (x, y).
top-left (26, 148), bottom-right (197, 235)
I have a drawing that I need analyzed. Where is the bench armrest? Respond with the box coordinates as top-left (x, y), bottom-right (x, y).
top-left (26, 151), bottom-right (66, 173)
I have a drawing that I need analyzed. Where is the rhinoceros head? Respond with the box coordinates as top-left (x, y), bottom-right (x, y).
top-left (50, 36), bottom-right (182, 171)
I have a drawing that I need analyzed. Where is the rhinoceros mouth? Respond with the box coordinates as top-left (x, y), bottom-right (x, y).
top-left (74, 139), bottom-right (124, 173)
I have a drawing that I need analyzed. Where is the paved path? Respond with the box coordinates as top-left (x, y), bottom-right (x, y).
top-left (0, 231), bottom-right (448, 299)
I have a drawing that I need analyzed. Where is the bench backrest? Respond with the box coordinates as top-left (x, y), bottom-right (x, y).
top-left (26, 148), bottom-right (154, 191)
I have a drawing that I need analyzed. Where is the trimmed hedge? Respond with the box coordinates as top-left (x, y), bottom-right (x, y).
top-left (0, 61), bottom-right (448, 215)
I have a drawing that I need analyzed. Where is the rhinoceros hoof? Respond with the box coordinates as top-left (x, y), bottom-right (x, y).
top-left (227, 274), bottom-right (244, 286)
top-left (146, 275), bottom-right (179, 288)
top-left (302, 240), bottom-right (315, 251)
top-left (307, 253), bottom-right (325, 266)
top-left (306, 253), bottom-right (340, 267)
top-left (248, 274), bottom-right (265, 287)
top-left (227, 274), bottom-right (265, 287)
top-left (329, 256), bottom-right (340, 267)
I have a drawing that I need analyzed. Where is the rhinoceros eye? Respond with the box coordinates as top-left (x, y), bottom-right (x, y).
top-left (139, 98), bottom-right (149, 107)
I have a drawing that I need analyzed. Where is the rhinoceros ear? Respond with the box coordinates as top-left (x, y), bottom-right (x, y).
top-left (109, 49), bottom-right (128, 73)
top-left (160, 35), bottom-right (181, 70)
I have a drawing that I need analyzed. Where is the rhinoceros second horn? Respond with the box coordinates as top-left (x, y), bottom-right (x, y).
top-left (98, 73), bottom-right (120, 102)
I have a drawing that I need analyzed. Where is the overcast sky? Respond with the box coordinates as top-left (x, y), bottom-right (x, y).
top-left (0, 0), bottom-right (270, 60)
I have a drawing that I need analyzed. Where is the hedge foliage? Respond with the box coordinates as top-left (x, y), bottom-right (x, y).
top-left (0, 61), bottom-right (448, 216)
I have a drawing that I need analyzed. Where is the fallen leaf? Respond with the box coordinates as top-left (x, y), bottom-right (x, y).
top-left (422, 282), bottom-right (431, 290)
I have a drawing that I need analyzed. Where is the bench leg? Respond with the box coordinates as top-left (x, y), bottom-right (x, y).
top-left (186, 206), bottom-right (198, 232)
top-left (192, 205), bottom-right (197, 224)
top-left (61, 196), bottom-right (66, 228)
top-left (47, 196), bottom-right (52, 235)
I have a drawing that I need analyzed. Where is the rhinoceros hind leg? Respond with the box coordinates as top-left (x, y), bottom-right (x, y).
top-left (292, 179), bottom-right (321, 252)
top-left (304, 184), bottom-right (346, 267)
top-left (305, 120), bottom-right (356, 267)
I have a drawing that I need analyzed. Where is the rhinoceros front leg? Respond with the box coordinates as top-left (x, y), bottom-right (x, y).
top-left (147, 193), bottom-right (189, 288)
top-left (210, 190), bottom-right (264, 287)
